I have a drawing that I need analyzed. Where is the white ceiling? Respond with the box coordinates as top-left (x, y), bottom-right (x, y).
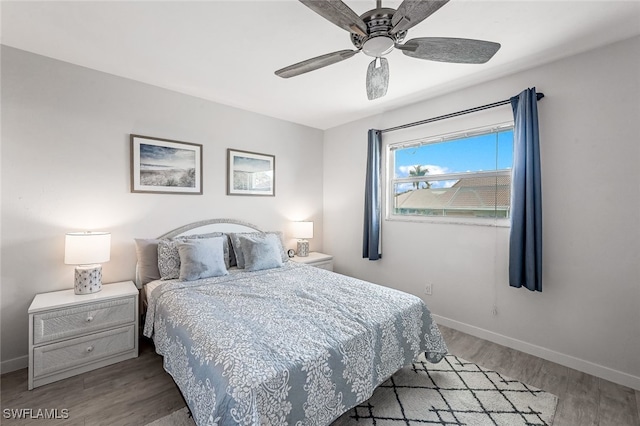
top-left (2, 1), bottom-right (640, 129)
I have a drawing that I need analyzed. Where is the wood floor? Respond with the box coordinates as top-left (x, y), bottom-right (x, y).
top-left (440, 326), bottom-right (640, 426)
top-left (1, 326), bottom-right (638, 425)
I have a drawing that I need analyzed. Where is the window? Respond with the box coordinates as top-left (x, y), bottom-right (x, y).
top-left (388, 124), bottom-right (513, 222)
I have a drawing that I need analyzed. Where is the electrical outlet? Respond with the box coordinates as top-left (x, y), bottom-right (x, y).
top-left (424, 283), bottom-right (432, 295)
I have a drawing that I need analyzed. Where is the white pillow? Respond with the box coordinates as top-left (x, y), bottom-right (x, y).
top-left (177, 237), bottom-right (228, 281)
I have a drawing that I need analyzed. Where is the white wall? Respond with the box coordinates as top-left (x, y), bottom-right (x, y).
top-left (323, 36), bottom-right (640, 389)
top-left (3, 36), bottom-right (639, 389)
top-left (0, 46), bottom-right (324, 369)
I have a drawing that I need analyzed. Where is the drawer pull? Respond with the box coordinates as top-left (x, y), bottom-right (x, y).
top-left (86, 316), bottom-right (93, 322)
top-left (86, 346), bottom-right (94, 353)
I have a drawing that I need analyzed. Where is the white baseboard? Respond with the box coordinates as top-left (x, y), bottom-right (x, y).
top-left (433, 314), bottom-right (640, 391)
top-left (1, 355), bottom-right (28, 374)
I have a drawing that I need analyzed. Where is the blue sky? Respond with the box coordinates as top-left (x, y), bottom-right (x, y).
top-left (395, 130), bottom-right (513, 178)
top-left (140, 143), bottom-right (195, 169)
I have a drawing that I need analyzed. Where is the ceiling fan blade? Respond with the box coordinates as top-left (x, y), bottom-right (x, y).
top-left (366, 57), bottom-right (389, 100)
top-left (390, 0), bottom-right (450, 34)
top-left (275, 49), bottom-right (359, 78)
top-left (299, 0), bottom-right (368, 37)
top-left (398, 37), bottom-right (501, 64)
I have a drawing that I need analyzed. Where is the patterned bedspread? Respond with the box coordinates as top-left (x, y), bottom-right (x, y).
top-left (144, 262), bottom-right (447, 426)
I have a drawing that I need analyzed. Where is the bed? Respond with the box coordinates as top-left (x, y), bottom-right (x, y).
top-left (138, 219), bottom-right (447, 426)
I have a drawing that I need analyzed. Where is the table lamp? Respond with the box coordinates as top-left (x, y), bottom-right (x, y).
top-left (65, 232), bottom-right (111, 294)
top-left (291, 221), bottom-right (313, 257)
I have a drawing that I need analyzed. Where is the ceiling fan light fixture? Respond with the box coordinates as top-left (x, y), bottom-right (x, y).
top-left (362, 36), bottom-right (395, 57)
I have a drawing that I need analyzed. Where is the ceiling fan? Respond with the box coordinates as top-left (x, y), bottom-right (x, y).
top-left (275, 0), bottom-right (501, 100)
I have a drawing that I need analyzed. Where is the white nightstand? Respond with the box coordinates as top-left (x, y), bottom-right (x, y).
top-left (28, 281), bottom-right (139, 390)
top-left (290, 252), bottom-right (334, 271)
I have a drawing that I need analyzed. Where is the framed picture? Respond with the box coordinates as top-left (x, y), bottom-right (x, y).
top-left (130, 134), bottom-right (203, 194)
top-left (227, 149), bottom-right (275, 196)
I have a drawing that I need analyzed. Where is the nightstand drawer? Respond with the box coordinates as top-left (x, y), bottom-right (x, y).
top-left (33, 297), bottom-right (135, 344)
top-left (32, 324), bottom-right (136, 378)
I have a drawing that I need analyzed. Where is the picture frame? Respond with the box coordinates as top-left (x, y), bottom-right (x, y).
top-left (130, 134), bottom-right (203, 194)
top-left (227, 149), bottom-right (275, 196)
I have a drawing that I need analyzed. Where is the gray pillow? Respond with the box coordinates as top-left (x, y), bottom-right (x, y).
top-left (177, 237), bottom-right (228, 281)
top-left (157, 239), bottom-right (182, 280)
top-left (134, 239), bottom-right (161, 285)
top-left (238, 234), bottom-right (284, 272)
top-left (185, 232), bottom-right (231, 269)
top-left (229, 231), bottom-right (287, 269)
top-left (158, 234), bottom-right (232, 279)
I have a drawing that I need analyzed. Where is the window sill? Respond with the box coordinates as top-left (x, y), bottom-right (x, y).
top-left (386, 215), bottom-right (511, 228)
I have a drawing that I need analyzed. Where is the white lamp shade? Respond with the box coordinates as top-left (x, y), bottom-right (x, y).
top-left (291, 221), bottom-right (313, 239)
top-left (65, 232), bottom-right (111, 265)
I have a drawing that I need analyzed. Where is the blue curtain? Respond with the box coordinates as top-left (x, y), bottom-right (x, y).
top-left (509, 88), bottom-right (542, 291)
top-left (363, 129), bottom-right (382, 260)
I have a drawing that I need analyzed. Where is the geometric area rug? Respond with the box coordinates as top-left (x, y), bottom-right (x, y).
top-left (333, 354), bottom-right (558, 426)
top-left (146, 355), bottom-right (558, 426)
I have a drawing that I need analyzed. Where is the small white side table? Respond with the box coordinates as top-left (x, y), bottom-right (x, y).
top-left (290, 252), bottom-right (334, 271)
top-left (28, 281), bottom-right (139, 389)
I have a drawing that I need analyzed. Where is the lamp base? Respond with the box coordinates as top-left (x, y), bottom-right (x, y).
top-left (297, 240), bottom-right (310, 257)
top-left (74, 265), bottom-right (103, 295)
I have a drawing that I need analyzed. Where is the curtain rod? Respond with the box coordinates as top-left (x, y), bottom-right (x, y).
top-left (381, 92), bottom-right (545, 134)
